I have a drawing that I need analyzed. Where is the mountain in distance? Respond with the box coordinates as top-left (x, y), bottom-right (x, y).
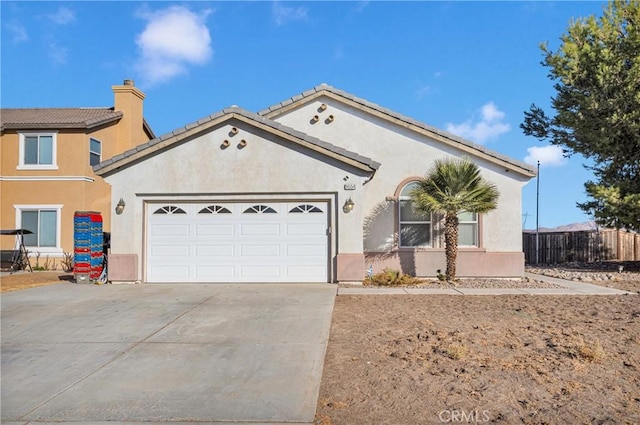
top-left (524, 221), bottom-right (598, 233)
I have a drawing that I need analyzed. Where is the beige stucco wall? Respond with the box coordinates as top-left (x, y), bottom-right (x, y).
top-left (104, 119), bottom-right (370, 282)
top-left (271, 97), bottom-right (531, 276)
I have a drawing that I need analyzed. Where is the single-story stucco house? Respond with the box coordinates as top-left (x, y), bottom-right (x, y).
top-left (94, 84), bottom-right (535, 284)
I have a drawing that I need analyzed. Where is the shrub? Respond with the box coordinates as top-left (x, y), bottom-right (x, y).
top-left (445, 343), bottom-right (469, 360)
top-left (32, 252), bottom-right (45, 271)
top-left (575, 338), bottom-right (605, 363)
top-left (363, 268), bottom-right (421, 286)
top-left (61, 252), bottom-right (74, 272)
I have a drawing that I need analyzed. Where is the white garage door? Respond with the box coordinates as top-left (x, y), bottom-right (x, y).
top-left (146, 202), bottom-right (329, 283)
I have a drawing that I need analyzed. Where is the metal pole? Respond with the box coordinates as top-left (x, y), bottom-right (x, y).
top-left (536, 160), bottom-right (540, 265)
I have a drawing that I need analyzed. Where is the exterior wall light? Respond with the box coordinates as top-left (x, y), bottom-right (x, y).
top-left (230, 127), bottom-right (238, 135)
top-left (326, 115), bottom-right (335, 123)
top-left (115, 198), bottom-right (126, 215)
top-left (343, 197), bottom-right (355, 213)
top-left (318, 103), bottom-right (328, 111)
top-left (311, 115), bottom-right (319, 123)
top-left (239, 139), bottom-right (247, 148)
top-left (221, 140), bottom-right (230, 148)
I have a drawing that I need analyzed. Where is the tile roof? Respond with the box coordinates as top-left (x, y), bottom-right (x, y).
top-left (0, 108), bottom-right (123, 131)
top-left (94, 106), bottom-right (380, 176)
top-left (260, 83), bottom-right (537, 177)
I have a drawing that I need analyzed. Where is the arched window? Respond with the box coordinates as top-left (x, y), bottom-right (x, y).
top-left (398, 182), bottom-right (432, 247)
top-left (243, 205), bottom-right (276, 214)
top-left (153, 206), bottom-right (186, 214)
top-left (289, 204), bottom-right (322, 213)
top-left (198, 205), bottom-right (231, 214)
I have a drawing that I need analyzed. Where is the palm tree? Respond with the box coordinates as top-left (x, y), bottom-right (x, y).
top-left (410, 158), bottom-right (499, 281)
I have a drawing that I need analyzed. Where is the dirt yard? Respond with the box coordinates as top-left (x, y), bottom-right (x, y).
top-left (315, 293), bottom-right (640, 424)
top-left (0, 271), bottom-right (72, 292)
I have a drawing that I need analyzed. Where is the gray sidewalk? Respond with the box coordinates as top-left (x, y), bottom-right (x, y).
top-left (338, 272), bottom-right (635, 296)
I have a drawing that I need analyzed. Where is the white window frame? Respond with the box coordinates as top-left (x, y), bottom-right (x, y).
top-left (458, 211), bottom-right (479, 247)
top-left (398, 182), bottom-right (432, 248)
top-left (89, 137), bottom-right (102, 166)
top-left (17, 131), bottom-right (58, 170)
top-left (14, 204), bottom-right (63, 256)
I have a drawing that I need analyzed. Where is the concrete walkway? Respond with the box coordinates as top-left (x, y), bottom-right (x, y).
top-left (1, 282), bottom-right (337, 425)
top-left (338, 272), bottom-right (635, 295)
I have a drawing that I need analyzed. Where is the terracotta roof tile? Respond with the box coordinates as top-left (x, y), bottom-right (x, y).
top-left (0, 108), bottom-right (123, 131)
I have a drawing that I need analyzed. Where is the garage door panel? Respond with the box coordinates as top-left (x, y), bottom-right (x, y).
top-left (149, 265), bottom-right (190, 279)
top-left (150, 224), bottom-right (190, 237)
top-left (287, 265), bottom-right (327, 279)
top-left (241, 266), bottom-right (281, 277)
top-left (240, 224), bottom-right (281, 236)
top-left (240, 245), bottom-right (280, 257)
top-left (150, 244), bottom-right (190, 257)
top-left (195, 265), bottom-right (235, 278)
top-left (286, 244), bottom-right (326, 256)
top-left (195, 224), bottom-right (234, 236)
top-left (286, 223), bottom-right (325, 236)
top-left (195, 244), bottom-right (234, 257)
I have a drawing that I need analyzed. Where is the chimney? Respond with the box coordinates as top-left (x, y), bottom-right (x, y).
top-left (112, 79), bottom-right (145, 153)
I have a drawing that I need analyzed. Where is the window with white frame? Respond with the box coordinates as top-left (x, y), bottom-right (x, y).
top-left (15, 205), bottom-right (62, 253)
top-left (398, 182), bottom-right (432, 247)
top-left (89, 138), bottom-right (102, 166)
top-left (458, 211), bottom-right (479, 247)
top-left (18, 132), bottom-right (57, 169)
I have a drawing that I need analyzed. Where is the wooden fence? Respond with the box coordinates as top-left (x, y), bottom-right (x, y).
top-left (523, 229), bottom-right (640, 264)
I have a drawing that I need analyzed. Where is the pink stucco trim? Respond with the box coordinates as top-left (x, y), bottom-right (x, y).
top-left (336, 253), bottom-right (365, 282)
top-left (108, 254), bottom-right (138, 282)
top-left (365, 251), bottom-right (525, 278)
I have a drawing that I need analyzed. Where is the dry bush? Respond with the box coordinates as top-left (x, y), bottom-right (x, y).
top-left (61, 252), bottom-right (74, 273)
top-left (563, 335), bottom-right (606, 363)
top-left (445, 343), bottom-right (469, 360)
top-left (363, 268), bottom-right (421, 286)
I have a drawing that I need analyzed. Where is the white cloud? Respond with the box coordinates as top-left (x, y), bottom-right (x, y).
top-left (7, 22), bottom-right (28, 42)
top-left (135, 6), bottom-right (213, 85)
top-left (524, 145), bottom-right (567, 167)
top-left (445, 101), bottom-right (511, 144)
top-left (48, 42), bottom-right (68, 64)
top-left (48, 7), bottom-right (76, 25)
top-left (272, 2), bottom-right (308, 26)
top-left (354, 1), bottom-right (370, 13)
top-left (415, 85), bottom-right (430, 98)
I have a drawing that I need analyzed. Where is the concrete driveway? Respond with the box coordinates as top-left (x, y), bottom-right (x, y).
top-left (1, 282), bottom-right (336, 425)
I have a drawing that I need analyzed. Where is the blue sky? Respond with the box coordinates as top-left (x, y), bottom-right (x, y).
top-left (1, 1), bottom-right (607, 229)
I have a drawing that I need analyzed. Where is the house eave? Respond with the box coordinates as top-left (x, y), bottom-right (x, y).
top-left (261, 86), bottom-right (536, 179)
top-left (94, 109), bottom-right (379, 178)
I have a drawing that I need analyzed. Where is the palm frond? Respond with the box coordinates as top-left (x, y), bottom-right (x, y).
top-left (410, 157), bottom-right (499, 215)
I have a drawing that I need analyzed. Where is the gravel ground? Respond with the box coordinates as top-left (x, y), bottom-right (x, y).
top-left (344, 277), bottom-right (564, 289)
top-left (526, 261), bottom-right (640, 293)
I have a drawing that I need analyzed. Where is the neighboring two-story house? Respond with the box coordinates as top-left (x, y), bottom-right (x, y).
top-left (0, 80), bottom-right (153, 265)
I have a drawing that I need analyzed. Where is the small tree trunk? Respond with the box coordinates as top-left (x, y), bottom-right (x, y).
top-left (444, 213), bottom-right (459, 281)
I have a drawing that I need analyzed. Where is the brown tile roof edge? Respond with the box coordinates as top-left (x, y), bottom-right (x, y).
top-left (0, 108), bottom-right (123, 131)
top-left (259, 83), bottom-right (537, 177)
top-left (93, 106), bottom-right (381, 175)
